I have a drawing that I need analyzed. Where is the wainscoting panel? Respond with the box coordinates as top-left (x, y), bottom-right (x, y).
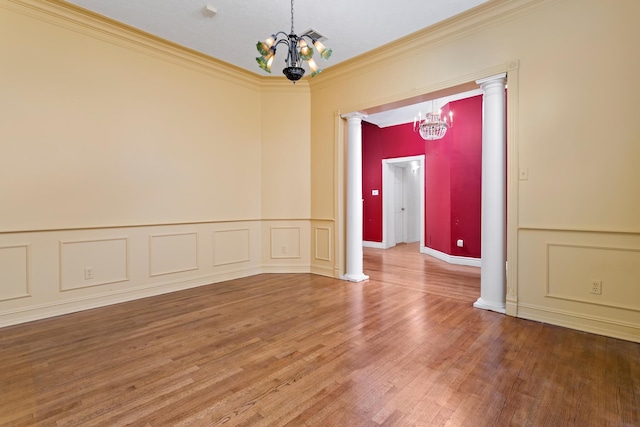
top-left (270, 226), bottom-right (301, 259)
top-left (0, 220), bottom-right (305, 328)
top-left (0, 245), bottom-right (30, 301)
top-left (314, 227), bottom-right (331, 262)
top-left (149, 233), bottom-right (198, 277)
top-left (213, 228), bottom-right (250, 266)
top-left (517, 228), bottom-right (640, 342)
top-left (310, 220), bottom-right (335, 277)
top-left (60, 238), bottom-right (128, 291)
top-left (261, 221), bottom-right (310, 273)
top-left (547, 243), bottom-right (640, 312)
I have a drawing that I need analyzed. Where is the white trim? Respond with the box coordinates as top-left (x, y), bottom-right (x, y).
top-left (420, 245), bottom-right (481, 267)
top-left (362, 241), bottom-right (386, 249)
top-left (473, 297), bottom-right (507, 314)
top-left (517, 302), bottom-right (640, 344)
top-left (382, 155), bottom-right (425, 250)
top-left (310, 265), bottom-right (335, 277)
top-left (341, 273), bottom-right (369, 282)
top-left (0, 267), bottom-right (262, 329)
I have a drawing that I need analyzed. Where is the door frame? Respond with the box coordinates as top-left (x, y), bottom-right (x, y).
top-left (382, 155), bottom-right (425, 250)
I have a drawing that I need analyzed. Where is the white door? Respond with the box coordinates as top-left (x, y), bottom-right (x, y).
top-left (405, 164), bottom-right (421, 243)
top-left (393, 166), bottom-right (406, 244)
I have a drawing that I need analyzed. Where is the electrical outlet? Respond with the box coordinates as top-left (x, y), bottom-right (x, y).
top-left (84, 267), bottom-right (94, 280)
top-left (590, 279), bottom-right (602, 295)
top-left (281, 245), bottom-right (287, 254)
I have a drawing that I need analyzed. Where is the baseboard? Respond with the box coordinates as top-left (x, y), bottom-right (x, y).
top-left (0, 267), bottom-right (262, 328)
top-left (363, 241), bottom-right (386, 249)
top-left (260, 264), bottom-right (311, 274)
top-left (517, 303), bottom-right (640, 343)
top-left (310, 265), bottom-right (336, 277)
top-left (420, 246), bottom-right (482, 267)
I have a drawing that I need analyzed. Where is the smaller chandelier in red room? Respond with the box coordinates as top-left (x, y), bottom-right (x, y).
top-left (413, 102), bottom-right (453, 140)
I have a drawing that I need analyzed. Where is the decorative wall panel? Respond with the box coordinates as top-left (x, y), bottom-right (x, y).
top-left (149, 233), bottom-right (198, 277)
top-left (60, 238), bottom-right (128, 290)
top-left (0, 245), bottom-right (30, 301)
top-left (547, 243), bottom-right (640, 312)
top-left (213, 228), bottom-right (250, 266)
top-left (314, 227), bottom-right (331, 262)
top-left (270, 227), bottom-right (301, 259)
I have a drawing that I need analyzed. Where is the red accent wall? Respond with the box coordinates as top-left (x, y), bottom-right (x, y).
top-left (362, 95), bottom-right (483, 258)
top-left (425, 120), bottom-right (452, 254)
top-left (362, 122), bottom-right (423, 242)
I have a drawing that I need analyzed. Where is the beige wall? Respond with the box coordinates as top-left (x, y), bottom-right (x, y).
top-left (0, 0), bottom-right (312, 326)
top-left (309, 0), bottom-right (640, 341)
top-left (1, 0), bottom-right (639, 342)
top-left (1, 2), bottom-right (264, 230)
top-left (260, 82), bottom-right (311, 220)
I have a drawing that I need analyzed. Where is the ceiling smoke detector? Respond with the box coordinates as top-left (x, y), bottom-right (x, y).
top-left (203, 5), bottom-right (217, 17)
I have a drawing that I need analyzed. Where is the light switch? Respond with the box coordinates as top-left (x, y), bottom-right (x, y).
top-left (519, 168), bottom-right (529, 181)
top-left (372, 189), bottom-right (379, 196)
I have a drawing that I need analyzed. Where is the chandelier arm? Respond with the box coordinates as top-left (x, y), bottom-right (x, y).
top-left (273, 38), bottom-right (291, 48)
top-left (272, 31), bottom-right (290, 40)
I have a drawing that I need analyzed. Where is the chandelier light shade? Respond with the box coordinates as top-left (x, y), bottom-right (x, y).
top-left (413, 104), bottom-right (453, 140)
top-left (256, 0), bottom-right (333, 82)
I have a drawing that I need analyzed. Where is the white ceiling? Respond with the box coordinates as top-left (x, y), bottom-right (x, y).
top-left (66, 0), bottom-right (489, 77)
top-left (66, 0), bottom-right (489, 125)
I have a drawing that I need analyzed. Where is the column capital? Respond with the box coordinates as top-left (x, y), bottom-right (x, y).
top-left (476, 72), bottom-right (507, 88)
top-left (341, 111), bottom-right (368, 121)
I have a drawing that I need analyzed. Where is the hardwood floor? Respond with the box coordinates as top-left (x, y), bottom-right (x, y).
top-left (1, 243), bottom-right (638, 426)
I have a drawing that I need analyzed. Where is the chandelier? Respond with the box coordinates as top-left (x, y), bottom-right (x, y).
top-left (413, 102), bottom-right (453, 140)
top-left (255, 0), bottom-right (333, 82)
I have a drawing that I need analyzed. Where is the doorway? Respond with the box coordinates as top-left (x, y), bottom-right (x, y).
top-left (340, 71), bottom-right (513, 313)
top-left (382, 155), bottom-right (425, 250)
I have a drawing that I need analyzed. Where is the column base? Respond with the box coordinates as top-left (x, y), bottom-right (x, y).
top-left (340, 273), bottom-right (369, 282)
top-left (473, 297), bottom-right (506, 314)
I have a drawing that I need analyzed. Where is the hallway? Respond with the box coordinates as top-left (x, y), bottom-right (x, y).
top-left (364, 242), bottom-right (480, 302)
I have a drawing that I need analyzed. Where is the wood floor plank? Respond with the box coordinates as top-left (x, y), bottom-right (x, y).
top-left (0, 243), bottom-right (638, 426)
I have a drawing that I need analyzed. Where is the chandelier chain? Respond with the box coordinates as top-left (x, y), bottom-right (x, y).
top-left (290, 0), bottom-right (295, 34)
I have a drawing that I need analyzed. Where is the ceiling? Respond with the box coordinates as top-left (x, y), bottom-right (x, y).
top-left (66, 0), bottom-right (489, 125)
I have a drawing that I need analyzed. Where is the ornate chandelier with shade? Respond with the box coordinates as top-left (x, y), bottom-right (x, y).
top-left (413, 102), bottom-right (454, 140)
top-left (256, 0), bottom-right (333, 82)
top-left (256, 0), bottom-right (332, 83)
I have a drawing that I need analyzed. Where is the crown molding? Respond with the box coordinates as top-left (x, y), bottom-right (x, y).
top-left (259, 76), bottom-right (311, 93)
top-left (1, 0), bottom-right (262, 90)
top-left (310, 0), bottom-right (556, 90)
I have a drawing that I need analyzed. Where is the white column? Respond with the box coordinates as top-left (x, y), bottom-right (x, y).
top-left (341, 112), bottom-right (369, 282)
top-left (474, 73), bottom-right (507, 313)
